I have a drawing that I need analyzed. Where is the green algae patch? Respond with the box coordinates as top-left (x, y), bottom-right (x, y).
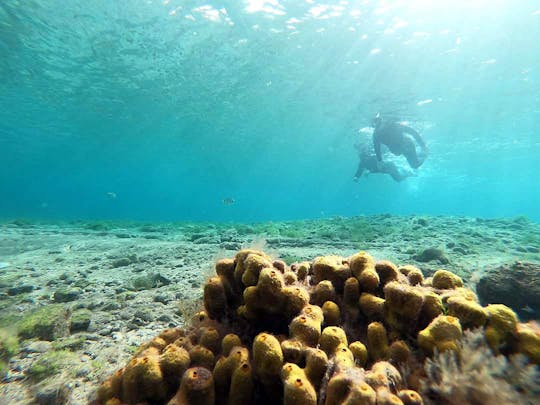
top-left (52, 287), bottom-right (82, 303)
top-left (0, 360), bottom-right (7, 375)
top-left (17, 304), bottom-right (70, 341)
top-left (0, 328), bottom-right (19, 374)
top-left (52, 335), bottom-right (86, 351)
top-left (91, 359), bottom-right (106, 373)
top-left (70, 308), bottom-right (92, 333)
top-left (0, 308), bottom-right (21, 328)
top-left (26, 350), bottom-right (79, 381)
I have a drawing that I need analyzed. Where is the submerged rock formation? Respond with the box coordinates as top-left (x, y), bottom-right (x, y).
top-left (477, 261), bottom-right (540, 321)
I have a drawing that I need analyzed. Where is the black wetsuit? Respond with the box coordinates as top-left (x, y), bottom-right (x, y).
top-left (373, 121), bottom-right (427, 169)
top-left (354, 150), bottom-right (408, 182)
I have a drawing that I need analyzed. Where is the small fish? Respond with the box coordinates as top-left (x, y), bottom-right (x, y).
top-left (107, 192), bottom-right (117, 199)
top-left (223, 197), bottom-right (235, 205)
top-left (0, 262), bottom-right (10, 269)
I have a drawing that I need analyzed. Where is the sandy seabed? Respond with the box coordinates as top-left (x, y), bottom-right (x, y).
top-left (0, 215), bottom-right (539, 404)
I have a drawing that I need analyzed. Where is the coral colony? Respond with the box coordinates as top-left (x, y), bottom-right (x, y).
top-left (95, 249), bottom-right (539, 405)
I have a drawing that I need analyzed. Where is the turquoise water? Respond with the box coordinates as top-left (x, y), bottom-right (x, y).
top-left (1, 0), bottom-right (539, 222)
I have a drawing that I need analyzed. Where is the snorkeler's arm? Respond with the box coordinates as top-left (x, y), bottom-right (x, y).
top-left (402, 126), bottom-right (426, 148)
top-left (374, 137), bottom-right (382, 161)
top-left (354, 163), bottom-right (365, 179)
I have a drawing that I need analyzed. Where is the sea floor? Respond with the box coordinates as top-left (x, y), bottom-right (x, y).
top-left (0, 215), bottom-right (539, 404)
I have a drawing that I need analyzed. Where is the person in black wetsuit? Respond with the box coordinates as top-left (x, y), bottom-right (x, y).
top-left (353, 141), bottom-right (412, 182)
top-left (371, 113), bottom-right (428, 169)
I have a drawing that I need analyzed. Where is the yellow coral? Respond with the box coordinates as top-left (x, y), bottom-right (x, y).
top-left (158, 328), bottom-right (185, 345)
top-left (203, 277), bottom-right (228, 320)
top-left (417, 315), bottom-right (462, 354)
top-left (241, 253), bottom-right (274, 287)
top-left (376, 388), bottom-right (404, 405)
top-left (358, 268), bottom-right (380, 292)
top-left (398, 389), bottom-right (424, 405)
top-left (281, 363), bottom-right (317, 405)
top-left (384, 281), bottom-right (424, 320)
top-left (283, 271), bottom-right (298, 285)
top-left (312, 255), bottom-right (351, 293)
top-left (188, 345), bottom-right (215, 371)
top-left (295, 261), bottom-right (310, 281)
top-left (142, 337), bottom-right (167, 352)
top-left (168, 367), bottom-right (214, 405)
top-left (214, 346), bottom-right (253, 403)
top-left (221, 334), bottom-right (242, 356)
top-left (160, 344), bottom-right (190, 391)
top-left (281, 338), bottom-right (304, 364)
top-left (215, 258), bottom-right (235, 278)
top-left (198, 327), bottom-right (220, 354)
top-left (432, 270), bottom-right (463, 289)
top-left (229, 362), bottom-right (254, 404)
top-left (325, 373), bottom-right (377, 405)
top-left (446, 296), bottom-right (487, 329)
top-left (121, 352), bottom-right (166, 404)
top-left (343, 277), bottom-right (361, 321)
top-left (304, 348), bottom-right (328, 390)
top-left (333, 344), bottom-right (355, 369)
top-left (301, 304), bottom-right (324, 323)
top-left (375, 260), bottom-right (400, 285)
top-left (366, 361), bottom-right (403, 390)
top-left (310, 280), bottom-right (336, 307)
top-left (389, 340), bottom-right (411, 365)
top-left (343, 277), bottom-right (360, 305)
top-left (322, 301), bottom-right (341, 326)
top-left (289, 312), bottom-right (322, 347)
top-left (349, 341), bottom-right (368, 367)
top-left (367, 322), bottom-right (389, 361)
top-left (253, 333), bottom-right (283, 388)
top-left (98, 248), bottom-right (538, 405)
top-left (232, 249), bottom-right (271, 288)
top-left (349, 251), bottom-right (376, 278)
top-left (243, 268), bottom-right (288, 319)
top-left (319, 326), bottom-right (348, 356)
top-left (359, 293), bottom-right (386, 320)
top-left (97, 368), bottom-right (123, 403)
top-left (485, 304), bottom-right (518, 352)
top-left (418, 292), bottom-right (444, 329)
top-left (515, 321), bottom-right (540, 364)
top-left (282, 286), bottom-right (310, 318)
top-left (174, 336), bottom-right (193, 352)
top-left (398, 265), bottom-right (424, 286)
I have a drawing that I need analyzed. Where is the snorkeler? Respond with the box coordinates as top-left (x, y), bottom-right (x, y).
top-left (353, 141), bottom-right (413, 182)
top-left (371, 113), bottom-right (428, 169)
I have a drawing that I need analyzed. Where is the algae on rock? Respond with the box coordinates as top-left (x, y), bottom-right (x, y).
top-left (18, 304), bottom-right (71, 341)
